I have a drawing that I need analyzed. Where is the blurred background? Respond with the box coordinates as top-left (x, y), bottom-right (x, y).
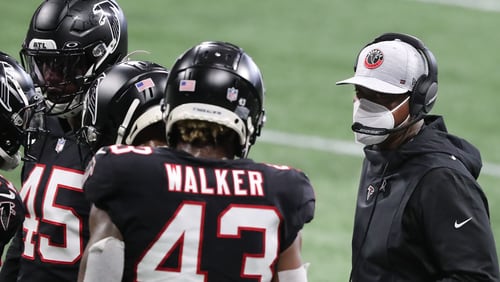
top-left (1, 0), bottom-right (500, 280)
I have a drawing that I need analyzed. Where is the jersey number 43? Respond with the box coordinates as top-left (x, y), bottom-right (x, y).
top-left (137, 202), bottom-right (280, 281)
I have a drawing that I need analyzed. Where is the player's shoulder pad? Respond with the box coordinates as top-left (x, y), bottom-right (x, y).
top-left (263, 163), bottom-right (310, 179)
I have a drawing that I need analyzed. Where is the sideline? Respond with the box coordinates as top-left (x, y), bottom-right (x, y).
top-left (260, 129), bottom-right (500, 178)
top-left (414, 0), bottom-right (500, 12)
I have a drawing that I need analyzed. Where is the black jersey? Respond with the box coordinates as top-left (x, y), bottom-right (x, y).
top-left (84, 145), bottom-right (315, 282)
top-left (0, 175), bottom-right (24, 265)
top-left (351, 116), bottom-right (500, 281)
top-left (0, 117), bottom-right (93, 281)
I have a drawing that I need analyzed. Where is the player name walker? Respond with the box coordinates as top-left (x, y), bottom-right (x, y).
top-left (165, 163), bottom-right (265, 197)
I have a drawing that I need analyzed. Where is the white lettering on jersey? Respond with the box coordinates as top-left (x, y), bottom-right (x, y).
top-left (164, 164), bottom-right (265, 197)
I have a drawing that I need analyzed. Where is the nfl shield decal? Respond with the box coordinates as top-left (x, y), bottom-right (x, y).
top-left (226, 87), bottom-right (238, 102)
top-left (55, 137), bottom-right (66, 153)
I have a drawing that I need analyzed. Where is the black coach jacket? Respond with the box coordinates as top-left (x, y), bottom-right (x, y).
top-left (350, 115), bottom-right (500, 282)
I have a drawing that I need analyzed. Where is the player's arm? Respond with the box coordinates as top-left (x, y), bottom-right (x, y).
top-left (0, 229), bottom-right (23, 281)
top-left (77, 204), bottom-right (124, 282)
top-left (272, 231), bottom-right (309, 282)
top-left (416, 168), bottom-right (500, 280)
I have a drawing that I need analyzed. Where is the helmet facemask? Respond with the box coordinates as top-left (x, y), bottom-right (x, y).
top-left (21, 45), bottom-right (106, 118)
top-left (20, 0), bottom-right (128, 118)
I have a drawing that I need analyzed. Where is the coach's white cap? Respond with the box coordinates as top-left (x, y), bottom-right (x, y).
top-left (336, 39), bottom-right (427, 94)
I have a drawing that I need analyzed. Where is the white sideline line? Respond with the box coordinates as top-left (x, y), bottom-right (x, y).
top-left (260, 130), bottom-right (500, 178)
top-left (261, 130), bottom-right (364, 157)
top-left (414, 0), bottom-right (500, 12)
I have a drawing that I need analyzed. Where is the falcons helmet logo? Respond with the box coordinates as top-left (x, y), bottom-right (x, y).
top-left (0, 201), bottom-right (16, 231)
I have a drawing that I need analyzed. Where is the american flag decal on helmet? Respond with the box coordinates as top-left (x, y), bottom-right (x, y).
top-left (179, 80), bottom-right (196, 92)
top-left (135, 78), bottom-right (155, 92)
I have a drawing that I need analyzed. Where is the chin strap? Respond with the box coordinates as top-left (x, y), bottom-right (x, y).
top-left (115, 99), bottom-right (140, 145)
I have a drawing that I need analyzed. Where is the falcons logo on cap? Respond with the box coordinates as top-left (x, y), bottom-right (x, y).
top-left (364, 49), bottom-right (384, 69)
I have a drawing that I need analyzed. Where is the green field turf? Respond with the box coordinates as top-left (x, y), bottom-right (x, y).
top-left (1, 0), bottom-right (500, 281)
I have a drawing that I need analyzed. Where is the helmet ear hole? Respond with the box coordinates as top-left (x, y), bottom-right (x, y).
top-left (92, 43), bottom-right (108, 58)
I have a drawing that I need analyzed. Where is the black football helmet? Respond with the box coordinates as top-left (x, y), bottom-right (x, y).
top-left (0, 52), bottom-right (44, 170)
top-left (80, 60), bottom-right (168, 152)
top-left (163, 41), bottom-right (266, 158)
top-left (20, 0), bottom-right (128, 118)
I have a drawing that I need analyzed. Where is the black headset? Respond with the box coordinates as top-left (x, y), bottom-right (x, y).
top-left (355, 32), bottom-right (438, 118)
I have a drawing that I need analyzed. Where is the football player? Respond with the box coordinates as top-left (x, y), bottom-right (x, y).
top-left (0, 0), bottom-right (128, 281)
top-left (0, 51), bottom-right (43, 264)
top-left (77, 59), bottom-right (168, 281)
top-left (79, 60), bottom-right (169, 152)
top-left (78, 41), bottom-right (315, 282)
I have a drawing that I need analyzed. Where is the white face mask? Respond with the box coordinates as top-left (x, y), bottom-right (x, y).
top-left (352, 97), bottom-right (410, 145)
